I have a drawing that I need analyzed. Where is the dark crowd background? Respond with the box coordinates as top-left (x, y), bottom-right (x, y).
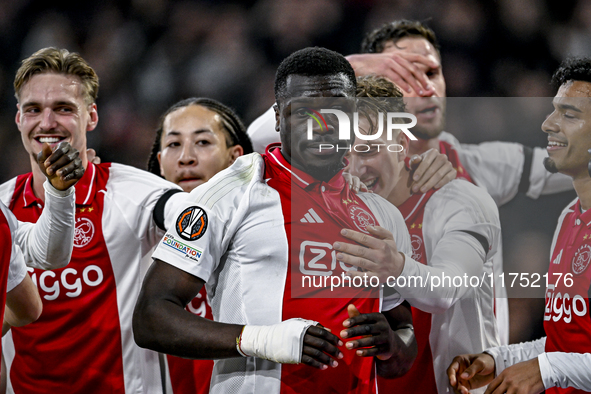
top-left (0, 0), bottom-right (585, 344)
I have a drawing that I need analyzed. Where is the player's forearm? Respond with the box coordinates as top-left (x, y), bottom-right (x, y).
top-left (5, 274), bottom-right (42, 329)
top-left (19, 182), bottom-right (75, 269)
top-left (392, 232), bottom-right (486, 313)
top-left (376, 325), bottom-right (417, 378)
top-left (484, 337), bottom-right (547, 374)
top-left (541, 352), bottom-right (591, 391)
top-left (133, 298), bottom-right (243, 359)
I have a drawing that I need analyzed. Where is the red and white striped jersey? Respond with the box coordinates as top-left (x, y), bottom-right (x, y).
top-left (544, 198), bottom-right (591, 393)
top-left (152, 146), bottom-right (412, 394)
top-left (0, 162), bottom-right (184, 394)
top-left (486, 198), bottom-right (591, 393)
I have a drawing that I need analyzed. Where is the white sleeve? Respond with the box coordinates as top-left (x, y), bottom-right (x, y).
top-left (152, 203), bottom-right (225, 283)
top-left (454, 141), bottom-right (525, 206)
top-left (444, 133), bottom-right (573, 203)
top-left (152, 154), bottom-right (263, 282)
top-left (14, 181), bottom-right (76, 270)
top-left (392, 181), bottom-right (501, 313)
top-left (396, 233), bottom-right (486, 313)
top-left (104, 164), bottom-right (184, 256)
top-left (1, 204), bottom-right (27, 291)
top-left (539, 351), bottom-right (591, 391)
top-left (7, 243), bottom-right (27, 292)
top-left (484, 337), bottom-right (546, 374)
top-left (528, 147), bottom-right (573, 199)
top-left (246, 106), bottom-right (280, 154)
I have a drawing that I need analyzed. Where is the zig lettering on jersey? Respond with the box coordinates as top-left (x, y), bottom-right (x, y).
top-left (572, 244), bottom-right (591, 275)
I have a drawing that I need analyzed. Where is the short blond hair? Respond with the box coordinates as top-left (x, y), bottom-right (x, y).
top-left (356, 75), bottom-right (406, 136)
top-left (14, 47), bottom-right (99, 105)
top-left (356, 75), bottom-right (403, 99)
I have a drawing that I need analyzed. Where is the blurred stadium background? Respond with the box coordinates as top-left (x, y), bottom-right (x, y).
top-left (0, 0), bottom-right (585, 344)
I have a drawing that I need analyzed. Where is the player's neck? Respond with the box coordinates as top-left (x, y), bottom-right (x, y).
top-left (389, 169), bottom-right (413, 207)
top-left (573, 177), bottom-right (591, 211)
top-left (409, 138), bottom-right (439, 155)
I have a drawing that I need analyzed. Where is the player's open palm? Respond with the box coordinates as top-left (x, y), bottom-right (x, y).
top-left (333, 226), bottom-right (405, 282)
top-left (301, 325), bottom-right (344, 370)
top-left (36, 142), bottom-right (84, 190)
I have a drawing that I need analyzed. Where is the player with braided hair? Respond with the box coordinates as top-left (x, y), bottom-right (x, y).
top-left (146, 97), bottom-right (253, 393)
top-left (147, 97), bottom-right (253, 189)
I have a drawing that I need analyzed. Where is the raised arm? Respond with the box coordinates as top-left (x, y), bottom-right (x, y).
top-left (345, 51), bottom-right (438, 96)
top-left (14, 142), bottom-right (83, 269)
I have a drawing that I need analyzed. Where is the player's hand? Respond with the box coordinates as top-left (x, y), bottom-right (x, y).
top-left (484, 358), bottom-right (544, 394)
top-left (301, 325), bottom-right (344, 370)
top-left (407, 148), bottom-right (456, 194)
top-left (342, 171), bottom-right (369, 193)
top-left (36, 142), bottom-right (84, 191)
top-left (333, 226), bottom-right (405, 282)
top-left (341, 304), bottom-right (395, 360)
top-left (87, 148), bottom-right (101, 164)
top-left (447, 353), bottom-right (496, 394)
top-left (346, 52), bottom-right (438, 96)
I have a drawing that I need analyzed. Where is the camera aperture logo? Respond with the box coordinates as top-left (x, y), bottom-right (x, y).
top-left (306, 108), bottom-right (418, 153)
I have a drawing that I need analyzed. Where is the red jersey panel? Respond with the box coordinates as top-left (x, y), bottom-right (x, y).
top-left (7, 166), bottom-right (126, 393)
top-left (545, 199), bottom-right (591, 394)
top-left (0, 208), bottom-right (12, 361)
top-left (3, 162), bottom-right (176, 394)
top-left (264, 146), bottom-right (381, 394)
top-left (378, 190), bottom-right (438, 394)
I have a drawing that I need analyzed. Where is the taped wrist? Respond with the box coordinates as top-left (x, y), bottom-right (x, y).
top-left (237, 318), bottom-right (318, 363)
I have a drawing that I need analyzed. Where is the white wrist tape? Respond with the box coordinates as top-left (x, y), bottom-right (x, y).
top-left (238, 318), bottom-right (318, 364)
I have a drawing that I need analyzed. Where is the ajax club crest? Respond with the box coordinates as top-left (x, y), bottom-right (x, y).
top-left (74, 217), bottom-right (94, 248)
top-left (572, 244), bottom-right (591, 275)
top-left (411, 234), bottom-right (423, 261)
top-left (349, 205), bottom-right (376, 233)
top-left (176, 206), bottom-right (208, 241)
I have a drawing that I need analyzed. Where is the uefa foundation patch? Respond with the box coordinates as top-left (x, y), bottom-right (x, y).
top-left (162, 233), bottom-right (203, 262)
top-left (176, 206), bottom-right (208, 241)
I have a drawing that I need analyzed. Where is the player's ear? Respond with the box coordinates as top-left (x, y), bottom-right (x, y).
top-left (273, 104), bottom-right (280, 133)
top-left (157, 152), bottom-right (165, 177)
top-left (396, 132), bottom-right (410, 162)
top-left (228, 145), bottom-right (243, 164)
top-left (87, 103), bottom-right (99, 132)
top-left (15, 103), bottom-right (21, 129)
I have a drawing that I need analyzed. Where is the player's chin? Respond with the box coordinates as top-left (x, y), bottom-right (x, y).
top-left (305, 160), bottom-right (344, 180)
top-left (177, 178), bottom-right (204, 192)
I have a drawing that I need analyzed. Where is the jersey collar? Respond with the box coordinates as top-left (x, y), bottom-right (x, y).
top-left (23, 162), bottom-right (98, 208)
top-left (576, 199), bottom-right (591, 228)
top-left (265, 143), bottom-right (345, 191)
